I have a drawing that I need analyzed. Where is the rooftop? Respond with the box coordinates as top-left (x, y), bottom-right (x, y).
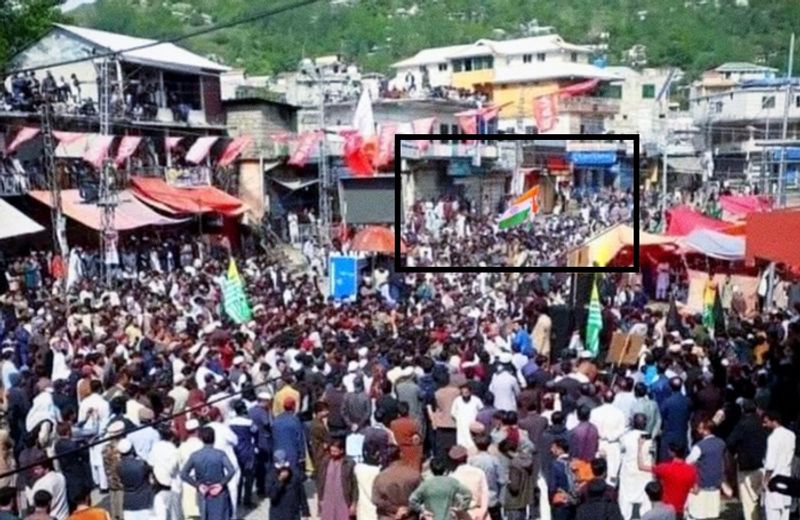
top-left (713, 62), bottom-right (778, 73)
top-left (493, 62), bottom-right (622, 84)
top-left (49, 23), bottom-right (231, 75)
top-left (391, 34), bottom-right (593, 68)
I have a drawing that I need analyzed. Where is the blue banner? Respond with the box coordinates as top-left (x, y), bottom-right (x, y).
top-left (567, 151), bottom-right (618, 167)
top-left (770, 148), bottom-right (800, 161)
top-left (329, 255), bottom-right (358, 301)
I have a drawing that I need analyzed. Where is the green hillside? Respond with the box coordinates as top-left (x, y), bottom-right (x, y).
top-left (9, 0), bottom-right (800, 80)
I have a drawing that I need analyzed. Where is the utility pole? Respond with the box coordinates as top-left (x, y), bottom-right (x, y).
top-left (766, 32), bottom-right (795, 311)
top-left (98, 57), bottom-right (118, 287)
top-left (777, 32), bottom-right (795, 208)
top-left (317, 68), bottom-right (332, 246)
top-left (40, 90), bottom-right (66, 273)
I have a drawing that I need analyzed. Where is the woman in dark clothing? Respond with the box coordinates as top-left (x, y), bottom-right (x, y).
top-left (53, 422), bottom-right (92, 512)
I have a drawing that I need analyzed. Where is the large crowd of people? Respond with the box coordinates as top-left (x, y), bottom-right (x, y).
top-left (0, 229), bottom-right (795, 520)
top-left (402, 188), bottom-right (634, 267)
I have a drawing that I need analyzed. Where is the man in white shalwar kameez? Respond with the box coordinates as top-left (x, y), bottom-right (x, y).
top-left (79, 380), bottom-right (110, 490)
top-left (590, 391), bottom-right (627, 486)
top-left (763, 410), bottom-right (796, 520)
top-left (618, 414), bottom-right (654, 520)
top-left (451, 384), bottom-right (483, 452)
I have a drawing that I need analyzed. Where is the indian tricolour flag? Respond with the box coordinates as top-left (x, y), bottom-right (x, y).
top-left (499, 200), bottom-right (532, 230)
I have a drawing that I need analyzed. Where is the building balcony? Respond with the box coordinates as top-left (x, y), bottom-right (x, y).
top-left (560, 96), bottom-right (620, 115)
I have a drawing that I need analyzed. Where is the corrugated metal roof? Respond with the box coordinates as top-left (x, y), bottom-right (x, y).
top-left (391, 44), bottom-right (474, 68)
top-left (714, 62), bottom-right (777, 73)
top-left (54, 23), bottom-right (230, 74)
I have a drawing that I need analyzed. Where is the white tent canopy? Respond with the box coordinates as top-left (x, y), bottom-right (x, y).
top-left (0, 199), bottom-right (44, 240)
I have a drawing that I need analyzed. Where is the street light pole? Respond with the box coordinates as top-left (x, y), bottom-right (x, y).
top-left (777, 32), bottom-right (795, 208)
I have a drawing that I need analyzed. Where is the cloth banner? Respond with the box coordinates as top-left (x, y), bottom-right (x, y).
top-left (412, 117), bottom-right (436, 151)
top-left (686, 269), bottom-right (759, 316)
top-left (341, 130), bottom-right (376, 177)
top-left (558, 79), bottom-right (600, 98)
top-left (83, 135), bottom-right (115, 169)
top-left (534, 94), bottom-right (559, 133)
top-left (114, 136), bottom-right (142, 166)
top-left (375, 123), bottom-right (397, 168)
top-left (288, 131), bottom-right (322, 167)
top-left (666, 205), bottom-right (731, 236)
top-left (456, 114), bottom-right (478, 144)
top-left (165, 136), bottom-right (184, 151)
top-left (53, 131), bottom-right (85, 145)
top-left (6, 127), bottom-right (40, 154)
top-left (185, 136), bottom-right (219, 164)
top-left (218, 136), bottom-right (252, 167)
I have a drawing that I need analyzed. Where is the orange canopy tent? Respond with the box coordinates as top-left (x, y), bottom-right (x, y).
top-left (130, 176), bottom-right (246, 217)
top-left (351, 226), bottom-right (407, 255)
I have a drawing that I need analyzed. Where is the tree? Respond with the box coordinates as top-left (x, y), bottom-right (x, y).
top-left (0, 0), bottom-right (65, 70)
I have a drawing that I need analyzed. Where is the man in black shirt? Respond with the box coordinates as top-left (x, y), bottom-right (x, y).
top-left (726, 399), bottom-right (768, 520)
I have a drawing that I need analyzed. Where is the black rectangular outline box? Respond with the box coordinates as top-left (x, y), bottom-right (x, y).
top-left (393, 133), bottom-right (640, 274)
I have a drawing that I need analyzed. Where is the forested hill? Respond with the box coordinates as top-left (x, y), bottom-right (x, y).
top-left (39, 0), bottom-right (800, 79)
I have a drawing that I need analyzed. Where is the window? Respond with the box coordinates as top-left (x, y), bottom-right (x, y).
top-left (464, 59), bottom-right (473, 71)
top-left (642, 84), bottom-right (656, 99)
top-left (536, 53), bottom-right (546, 62)
top-left (712, 101), bottom-right (724, 113)
top-left (439, 123), bottom-right (450, 144)
top-left (453, 60), bottom-right (463, 72)
top-left (525, 125), bottom-right (536, 134)
top-left (796, 95), bottom-right (800, 107)
top-left (523, 54), bottom-right (532, 63)
top-left (438, 63), bottom-right (447, 71)
top-left (600, 84), bottom-right (623, 99)
top-left (762, 95), bottom-right (776, 109)
top-left (571, 52), bottom-right (578, 62)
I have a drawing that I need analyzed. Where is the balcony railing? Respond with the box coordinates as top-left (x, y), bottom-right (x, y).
top-left (560, 96), bottom-right (620, 115)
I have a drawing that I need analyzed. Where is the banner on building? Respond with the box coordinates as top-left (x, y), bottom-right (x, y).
top-left (411, 117), bottom-right (436, 151)
top-left (533, 94), bottom-right (559, 133)
top-left (288, 131), bottom-right (322, 167)
top-left (185, 136), bottom-right (220, 164)
top-left (218, 136), bottom-right (252, 167)
top-left (165, 167), bottom-right (212, 187)
top-left (329, 255), bottom-right (358, 301)
top-left (375, 123), bottom-right (397, 167)
top-left (83, 135), bottom-right (116, 169)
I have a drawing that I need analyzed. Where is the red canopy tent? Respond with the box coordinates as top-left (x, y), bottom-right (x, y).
top-left (745, 208), bottom-right (800, 267)
top-left (665, 205), bottom-right (735, 236)
top-left (351, 226), bottom-right (407, 255)
top-left (130, 177), bottom-right (246, 217)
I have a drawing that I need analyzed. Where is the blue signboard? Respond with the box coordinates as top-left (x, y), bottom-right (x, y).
top-left (567, 151), bottom-right (618, 167)
top-left (329, 255), bottom-right (358, 301)
top-left (447, 158), bottom-right (473, 176)
top-left (770, 147), bottom-right (800, 161)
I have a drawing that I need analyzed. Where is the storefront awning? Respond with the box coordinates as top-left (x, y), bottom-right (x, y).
top-left (0, 198), bottom-right (45, 240)
top-left (130, 176), bottom-right (247, 216)
top-left (28, 189), bottom-right (187, 231)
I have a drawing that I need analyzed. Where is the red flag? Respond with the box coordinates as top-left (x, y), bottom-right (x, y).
top-left (83, 135), bottom-right (116, 169)
top-left (218, 136), bottom-right (252, 167)
top-left (165, 136), bottom-right (184, 151)
top-left (6, 127), bottom-right (40, 154)
top-left (412, 117), bottom-right (436, 151)
top-left (374, 123), bottom-right (397, 167)
top-left (52, 131), bottom-right (85, 145)
top-left (534, 94), bottom-right (559, 133)
top-left (114, 136), bottom-right (142, 167)
top-left (288, 131), bottom-right (322, 167)
top-left (341, 130), bottom-right (376, 177)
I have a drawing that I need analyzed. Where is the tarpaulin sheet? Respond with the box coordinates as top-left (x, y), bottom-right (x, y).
top-left (130, 176), bottom-right (247, 217)
top-left (29, 189), bottom-right (186, 231)
top-left (719, 195), bottom-right (772, 216)
top-left (665, 205), bottom-right (732, 236)
top-left (745, 208), bottom-right (800, 267)
top-left (0, 198), bottom-right (44, 240)
top-left (568, 224), bottom-right (677, 267)
top-left (680, 229), bottom-right (745, 260)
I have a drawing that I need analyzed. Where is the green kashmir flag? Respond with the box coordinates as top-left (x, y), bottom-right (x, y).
top-left (586, 278), bottom-right (603, 357)
top-left (223, 258), bottom-right (252, 324)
